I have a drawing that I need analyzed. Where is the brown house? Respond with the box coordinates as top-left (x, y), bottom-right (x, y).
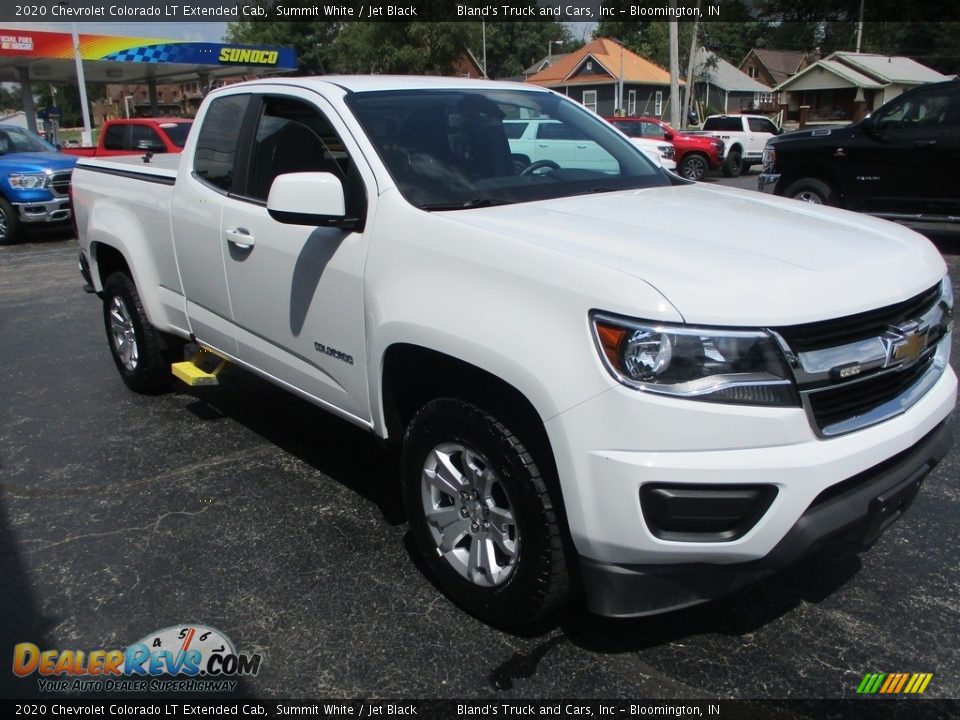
top-left (739, 49), bottom-right (816, 89)
top-left (527, 38), bottom-right (681, 118)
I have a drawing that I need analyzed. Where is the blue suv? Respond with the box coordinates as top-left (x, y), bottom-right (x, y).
top-left (0, 125), bottom-right (77, 245)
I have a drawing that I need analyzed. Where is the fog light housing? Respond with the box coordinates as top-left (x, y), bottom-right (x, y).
top-left (640, 484), bottom-right (778, 542)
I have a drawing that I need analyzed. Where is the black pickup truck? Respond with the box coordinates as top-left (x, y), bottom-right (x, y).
top-left (759, 79), bottom-right (960, 232)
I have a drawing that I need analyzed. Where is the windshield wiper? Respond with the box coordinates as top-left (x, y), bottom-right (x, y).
top-left (571, 187), bottom-right (618, 196)
top-left (419, 197), bottom-right (512, 211)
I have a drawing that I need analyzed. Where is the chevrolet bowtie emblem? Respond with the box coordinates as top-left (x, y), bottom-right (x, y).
top-left (883, 323), bottom-right (926, 368)
top-left (892, 332), bottom-right (926, 365)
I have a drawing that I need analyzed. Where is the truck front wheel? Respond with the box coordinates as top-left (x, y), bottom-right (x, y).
top-left (0, 197), bottom-right (22, 245)
top-left (102, 272), bottom-right (181, 394)
top-left (678, 153), bottom-right (709, 181)
top-left (784, 178), bottom-right (837, 206)
top-left (402, 398), bottom-right (571, 630)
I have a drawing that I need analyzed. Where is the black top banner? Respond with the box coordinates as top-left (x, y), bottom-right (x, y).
top-left (2, 0), bottom-right (960, 23)
top-left (2, 699), bottom-right (960, 720)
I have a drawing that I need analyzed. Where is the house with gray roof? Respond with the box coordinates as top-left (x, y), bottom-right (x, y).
top-left (773, 51), bottom-right (953, 123)
top-left (690, 48), bottom-right (775, 114)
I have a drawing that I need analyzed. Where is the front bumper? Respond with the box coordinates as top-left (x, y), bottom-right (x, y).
top-left (13, 197), bottom-right (72, 224)
top-left (580, 416), bottom-right (954, 617)
top-left (758, 172), bottom-right (780, 194)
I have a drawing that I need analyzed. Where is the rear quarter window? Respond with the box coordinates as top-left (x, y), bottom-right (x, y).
top-left (703, 117), bottom-right (743, 132)
top-left (193, 95), bottom-right (250, 192)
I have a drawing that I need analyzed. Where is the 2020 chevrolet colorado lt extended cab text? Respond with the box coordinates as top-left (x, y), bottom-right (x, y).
top-left (73, 77), bottom-right (956, 629)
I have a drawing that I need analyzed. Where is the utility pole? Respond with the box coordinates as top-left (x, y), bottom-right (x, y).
top-left (668, 1), bottom-right (680, 127)
top-left (856, 0), bottom-right (865, 52)
top-left (682, 1), bottom-right (700, 128)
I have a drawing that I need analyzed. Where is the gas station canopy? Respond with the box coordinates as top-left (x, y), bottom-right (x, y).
top-left (0, 27), bottom-right (297, 85)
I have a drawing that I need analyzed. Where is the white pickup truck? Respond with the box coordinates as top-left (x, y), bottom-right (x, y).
top-left (694, 113), bottom-right (782, 177)
top-left (73, 77), bottom-right (956, 628)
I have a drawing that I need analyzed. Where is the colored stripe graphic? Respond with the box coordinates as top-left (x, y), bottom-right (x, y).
top-left (857, 672), bottom-right (933, 694)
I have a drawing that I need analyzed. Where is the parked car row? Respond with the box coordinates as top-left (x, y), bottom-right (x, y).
top-left (605, 116), bottom-right (725, 180)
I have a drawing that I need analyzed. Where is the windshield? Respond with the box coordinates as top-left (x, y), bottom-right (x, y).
top-left (0, 126), bottom-right (57, 154)
top-left (159, 121), bottom-right (192, 148)
top-left (345, 88), bottom-right (669, 210)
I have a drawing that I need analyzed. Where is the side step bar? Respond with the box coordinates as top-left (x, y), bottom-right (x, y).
top-left (171, 348), bottom-right (227, 387)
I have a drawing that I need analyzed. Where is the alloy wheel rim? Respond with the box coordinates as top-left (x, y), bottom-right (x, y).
top-left (795, 191), bottom-right (823, 204)
top-left (420, 442), bottom-right (519, 587)
top-left (109, 295), bottom-right (139, 371)
top-left (683, 157), bottom-right (706, 180)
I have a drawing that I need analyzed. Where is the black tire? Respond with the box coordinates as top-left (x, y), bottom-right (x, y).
top-left (722, 148), bottom-right (743, 178)
top-left (678, 152), bottom-right (709, 181)
top-left (784, 178), bottom-right (837, 206)
top-left (102, 272), bottom-right (182, 394)
top-left (0, 196), bottom-right (22, 246)
top-left (402, 398), bottom-right (571, 630)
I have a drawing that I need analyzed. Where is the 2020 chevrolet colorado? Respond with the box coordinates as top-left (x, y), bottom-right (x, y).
top-left (72, 77), bottom-right (956, 628)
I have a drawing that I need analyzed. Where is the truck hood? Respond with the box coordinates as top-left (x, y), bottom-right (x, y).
top-left (770, 124), bottom-right (854, 145)
top-left (0, 152), bottom-right (77, 174)
top-left (441, 184), bottom-right (946, 326)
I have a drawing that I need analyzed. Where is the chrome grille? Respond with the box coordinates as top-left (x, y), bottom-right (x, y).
top-left (774, 283), bottom-right (950, 437)
top-left (49, 171), bottom-right (72, 198)
top-left (776, 285), bottom-right (941, 353)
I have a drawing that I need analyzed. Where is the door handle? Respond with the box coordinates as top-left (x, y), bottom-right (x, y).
top-left (914, 139), bottom-right (937, 148)
top-left (225, 227), bottom-right (255, 249)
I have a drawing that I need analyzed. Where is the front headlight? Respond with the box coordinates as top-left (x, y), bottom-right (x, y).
top-left (762, 145), bottom-right (776, 170)
top-left (659, 145), bottom-right (675, 159)
top-left (592, 313), bottom-right (799, 406)
top-left (8, 173), bottom-right (49, 189)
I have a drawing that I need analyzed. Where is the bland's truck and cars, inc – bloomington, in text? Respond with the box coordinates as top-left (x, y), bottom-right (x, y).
top-left (72, 76), bottom-right (955, 628)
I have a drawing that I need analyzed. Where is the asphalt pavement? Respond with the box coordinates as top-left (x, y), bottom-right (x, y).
top-left (1, 199), bottom-right (958, 703)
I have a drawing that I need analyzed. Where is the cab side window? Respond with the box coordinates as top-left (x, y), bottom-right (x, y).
top-left (242, 96), bottom-right (366, 228)
top-left (875, 86), bottom-right (958, 137)
top-left (130, 125), bottom-right (166, 152)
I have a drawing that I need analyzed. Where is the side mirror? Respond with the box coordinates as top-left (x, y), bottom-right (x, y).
top-left (859, 115), bottom-right (878, 136)
top-left (663, 131), bottom-right (674, 141)
top-left (137, 140), bottom-right (166, 153)
top-left (267, 172), bottom-right (357, 229)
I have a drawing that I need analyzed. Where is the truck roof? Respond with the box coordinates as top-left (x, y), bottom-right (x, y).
top-left (213, 75), bottom-right (554, 95)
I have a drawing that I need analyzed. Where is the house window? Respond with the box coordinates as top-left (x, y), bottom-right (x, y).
top-left (628, 90), bottom-right (636, 116)
top-left (747, 66), bottom-right (758, 79)
top-left (754, 92), bottom-right (773, 106)
top-left (582, 90), bottom-right (598, 114)
top-left (655, 91), bottom-right (663, 116)
top-left (586, 61), bottom-right (593, 71)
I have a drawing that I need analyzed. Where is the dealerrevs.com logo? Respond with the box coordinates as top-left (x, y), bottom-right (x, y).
top-left (13, 625), bottom-right (261, 693)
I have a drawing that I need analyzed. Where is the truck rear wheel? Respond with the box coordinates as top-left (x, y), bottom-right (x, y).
top-left (102, 272), bottom-right (181, 394)
top-left (0, 197), bottom-right (22, 245)
top-left (402, 398), bottom-right (571, 630)
top-left (722, 149), bottom-right (743, 178)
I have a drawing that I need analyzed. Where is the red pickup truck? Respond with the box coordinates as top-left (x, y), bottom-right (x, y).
top-left (604, 116), bottom-right (725, 181)
top-left (62, 118), bottom-right (192, 158)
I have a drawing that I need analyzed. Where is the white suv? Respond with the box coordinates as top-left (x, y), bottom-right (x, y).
top-left (505, 118), bottom-right (676, 171)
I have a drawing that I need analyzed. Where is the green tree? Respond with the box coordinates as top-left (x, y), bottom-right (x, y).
top-left (333, 22), bottom-right (480, 75)
top-left (481, 21), bottom-right (573, 78)
top-left (226, 14), bottom-right (343, 75)
top-left (0, 84), bottom-right (22, 111)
